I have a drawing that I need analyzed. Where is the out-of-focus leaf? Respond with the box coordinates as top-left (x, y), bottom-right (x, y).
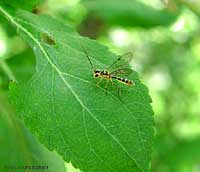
top-left (176, 0), bottom-right (200, 17)
top-left (153, 135), bottom-right (200, 172)
top-left (82, 0), bottom-right (179, 28)
top-left (0, 91), bottom-right (66, 172)
top-left (0, 5), bottom-right (154, 172)
top-left (7, 48), bottom-right (36, 82)
top-left (168, 138), bottom-right (200, 167)
top-left (0, 0), bottom-right (44, 11)
top-left (0, 48), bottom-right (36, 90)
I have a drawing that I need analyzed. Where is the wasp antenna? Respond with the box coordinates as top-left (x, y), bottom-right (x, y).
top-left (79, 41), bottom-right (95, 70)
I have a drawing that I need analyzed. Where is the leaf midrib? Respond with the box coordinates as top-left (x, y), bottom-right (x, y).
top-left (0, 6), bottom-right (145, 172)
top-left (14, 17), bottom-right (107, 68)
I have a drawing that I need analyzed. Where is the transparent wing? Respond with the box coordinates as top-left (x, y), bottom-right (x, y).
top-left (110, 68), bottom-right (133, 77)
top-left (107, 52), bottom-right (133, 76)
top-left (120, 52), bottom-right (133, 63)
top-left (107, 52), bottom-right (133, 71)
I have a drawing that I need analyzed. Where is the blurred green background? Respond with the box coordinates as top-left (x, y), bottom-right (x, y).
top-left (0, 0), bottom-right (200, 172)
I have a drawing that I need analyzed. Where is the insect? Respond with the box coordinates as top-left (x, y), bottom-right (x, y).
top-left (82, 46), bottom-right (135, 94)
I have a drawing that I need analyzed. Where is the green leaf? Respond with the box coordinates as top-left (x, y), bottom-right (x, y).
top-left (154, 136), bottom-right (200, 172)
top-left (82, 0), bottom-right (179, 28)
top-left (0, 48), bottom-right (36, 89)
top-left (0, 6), bottom-right (154, 172)
top-left (0, 91), bottom-right (66, 172)
top-left (0, 0), bottom-right (44, 11)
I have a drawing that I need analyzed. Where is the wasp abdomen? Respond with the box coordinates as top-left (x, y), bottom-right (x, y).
top-left (112, 76), bottom-right (133, 86)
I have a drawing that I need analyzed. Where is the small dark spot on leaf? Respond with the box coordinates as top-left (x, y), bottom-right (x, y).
top-left (40, 32), bottom-right (56, 45)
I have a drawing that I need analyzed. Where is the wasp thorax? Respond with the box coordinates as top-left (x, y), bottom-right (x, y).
top-left (102, 70), bottom-right (108, 75)
top-left (94, 69), bottom-right (101, 77)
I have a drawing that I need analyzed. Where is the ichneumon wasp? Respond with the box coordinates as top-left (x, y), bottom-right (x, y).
top-left (81, 45), bottom-right (135, 98)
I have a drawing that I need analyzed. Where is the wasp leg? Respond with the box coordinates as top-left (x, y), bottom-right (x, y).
top-left (96, 78), bottom-right (103, 87)
top-left (117, 87), bottom-right (124, 103)
top-left (111, 82), bottom-right (124, 103)
top-left (105, 79), bottom-right (111, 95)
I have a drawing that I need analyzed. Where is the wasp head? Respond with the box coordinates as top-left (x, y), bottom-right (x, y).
top-left (94, 69), bottom-right (101, 78)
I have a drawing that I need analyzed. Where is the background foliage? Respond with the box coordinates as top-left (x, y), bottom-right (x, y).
top-left (0, 0), bottom-right (200, 172)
